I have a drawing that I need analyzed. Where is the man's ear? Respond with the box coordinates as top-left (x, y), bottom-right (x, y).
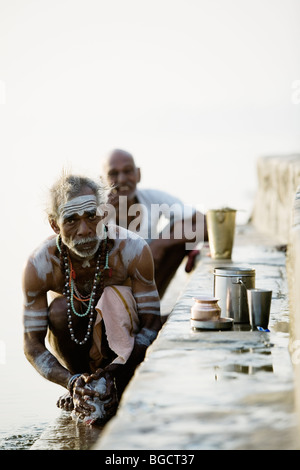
top-left (49, 217), bottom-right (60, 234)
top-left (136, 167), bottom-right (141, 183)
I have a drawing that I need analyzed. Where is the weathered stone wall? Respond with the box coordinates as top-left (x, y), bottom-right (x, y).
top-left (253, 153), bottom-right (300, 428)
top-left (287, 187), bottom-right (300, 428)
top-left (252, 154), bottom-right (300, 244)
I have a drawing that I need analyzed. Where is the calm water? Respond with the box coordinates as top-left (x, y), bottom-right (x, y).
top-left (0, 238), bottom-right (65, 450)
top-left (0, 324), bottom-right (63, 450)
top-left (0, 339), bottom-right (105, 450)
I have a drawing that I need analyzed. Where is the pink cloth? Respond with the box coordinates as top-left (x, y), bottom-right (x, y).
top-left (89, 286), bottom-right (140, 368)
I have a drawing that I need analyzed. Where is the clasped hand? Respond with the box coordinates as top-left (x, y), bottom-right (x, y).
top-left (73, 369), bottom-right (118, 419)
top-left (57, 368), bottom-right (118, 421)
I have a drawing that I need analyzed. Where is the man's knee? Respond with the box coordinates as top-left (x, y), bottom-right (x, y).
top-left (48, 295), bottom-right (68, 329)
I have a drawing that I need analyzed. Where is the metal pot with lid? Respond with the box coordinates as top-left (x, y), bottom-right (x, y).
top-left (213, 266), bottom-right (256, 323)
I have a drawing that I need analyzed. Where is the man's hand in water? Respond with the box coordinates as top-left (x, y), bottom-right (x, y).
top-left (56, 392), bottom-right (74, 411)
top-left (85, 368), bottom-right (119, 418)
top-left (71, 374), bottom-right (101, 417)
top-left (56, 373), bottom-right (95, 413)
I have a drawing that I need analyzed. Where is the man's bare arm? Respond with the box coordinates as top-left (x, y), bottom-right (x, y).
top-left (22, 259), bottom-right (72, 389)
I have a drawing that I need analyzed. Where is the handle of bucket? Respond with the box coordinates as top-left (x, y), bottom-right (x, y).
top-left (232, 277), bottom-right (247, 293)
top-left (237, 278), bottom-right (247, 289)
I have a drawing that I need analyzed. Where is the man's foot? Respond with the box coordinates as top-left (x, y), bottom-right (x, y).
top-left (56, 392), bottom-right (74, 411)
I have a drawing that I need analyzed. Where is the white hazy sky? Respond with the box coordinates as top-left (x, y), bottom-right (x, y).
top-left (0, 0), bottom-right (300, 282)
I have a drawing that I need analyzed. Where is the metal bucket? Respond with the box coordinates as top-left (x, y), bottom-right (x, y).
top-left (213, 266), bottom-right (256, 323)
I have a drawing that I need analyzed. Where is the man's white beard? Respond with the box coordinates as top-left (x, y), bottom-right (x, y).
top-left (62, 235), bottom-right (101, 258)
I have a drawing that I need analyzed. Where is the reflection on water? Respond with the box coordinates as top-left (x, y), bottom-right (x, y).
top-left (30, 412), bottom-right (104, 450)
top-left (0, 425), bottom-right (47, 450)
top-left (0, 324), bottom-right (66, 450)
top-left (0, 404), bottom-right (105, 451)
top-left (221, 362), bottom-right (273, 376)
top-left (0, 328), bottom-right (105, 450)
top-left (214, 345), bottom-right (274, 381)
top-left (0, 412), bottom-right (104, 450)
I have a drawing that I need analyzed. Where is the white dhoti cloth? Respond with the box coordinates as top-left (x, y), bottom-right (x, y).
top-left (89, 286), bottom-right (140, 369)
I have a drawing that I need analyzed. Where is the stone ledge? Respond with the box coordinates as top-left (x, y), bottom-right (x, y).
top-left (287, 186), bottom-right (300, 430)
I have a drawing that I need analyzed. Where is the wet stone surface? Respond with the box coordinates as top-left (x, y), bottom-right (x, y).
top-left (31, 412), bottom-right (104, 450)
top-left (93, 225), bottom-right (300, 450)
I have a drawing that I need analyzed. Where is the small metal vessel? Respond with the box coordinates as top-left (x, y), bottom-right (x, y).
top-left (213, 266), bottom-right (256, 323)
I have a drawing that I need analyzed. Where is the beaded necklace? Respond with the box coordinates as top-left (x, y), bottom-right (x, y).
top-left (56, 228), bottom-right (111, 345)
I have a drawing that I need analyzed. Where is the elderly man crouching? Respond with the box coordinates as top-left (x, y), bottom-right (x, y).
top-left (22, 173), bottom-right (162, 424)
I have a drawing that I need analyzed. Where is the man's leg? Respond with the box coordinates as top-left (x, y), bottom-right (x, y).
top-left (48, 296), bottom-right (92, 374)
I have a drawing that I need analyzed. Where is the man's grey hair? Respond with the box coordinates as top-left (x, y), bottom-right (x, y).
top-left (47, 171), bottom-right (109, 221)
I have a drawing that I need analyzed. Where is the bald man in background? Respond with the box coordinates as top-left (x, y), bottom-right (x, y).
top-left (102, 149), bottom-right (207, 298)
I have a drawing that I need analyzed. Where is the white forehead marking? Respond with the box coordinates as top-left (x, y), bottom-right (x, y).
top-left (58, 195), bottom-right (97, 220)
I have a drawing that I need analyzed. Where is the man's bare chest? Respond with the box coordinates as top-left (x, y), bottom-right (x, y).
top-left (51, 247), bottom-right (130, 295)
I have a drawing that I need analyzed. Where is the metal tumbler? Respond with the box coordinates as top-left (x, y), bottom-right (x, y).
top-left (247, 288), bottom-right (272, 330)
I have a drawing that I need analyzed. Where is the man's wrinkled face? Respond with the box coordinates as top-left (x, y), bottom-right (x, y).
top-left (56, 190), bottom-right (102, 258)
top-left (105, 151), bottom-right (140, 201)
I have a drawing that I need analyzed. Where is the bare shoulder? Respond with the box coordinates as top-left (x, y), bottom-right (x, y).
top-left (23, 236), bottom-right (60, 292)
top-left (109, 226), bottom-right (156, 290)
top-left (108, 224), bottom-right (150, 263)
